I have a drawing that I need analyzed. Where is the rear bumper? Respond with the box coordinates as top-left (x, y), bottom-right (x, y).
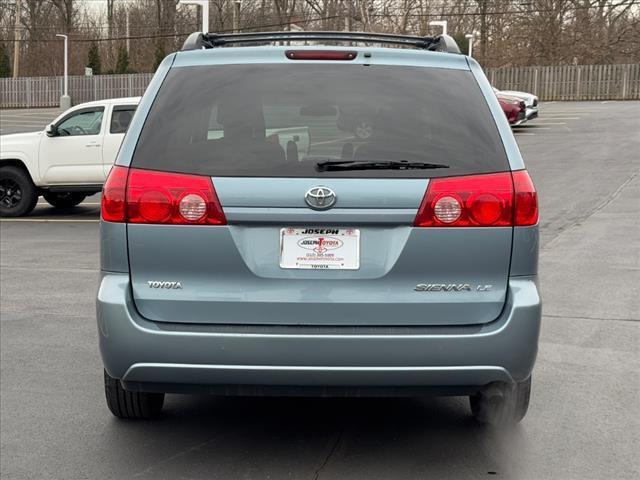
top-left (97, 275), bottom-right (541, 394)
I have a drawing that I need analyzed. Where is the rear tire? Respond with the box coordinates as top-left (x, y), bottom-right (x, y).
top-left (0, 166), bottom-right (38, 217)
top-left (43, 191), bottom-right (87, 209)
top-left (104, 370), bottom-right (164, 419)
top-left (470, 376), bottom-right (531, 426)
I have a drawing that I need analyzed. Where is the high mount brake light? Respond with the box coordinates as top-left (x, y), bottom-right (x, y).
top-left (101, 166), bottom-right (227, 225)
top-left (285, 50), bottom-right (357, 61)
top-left (414, 171), bottom-right (538, 227)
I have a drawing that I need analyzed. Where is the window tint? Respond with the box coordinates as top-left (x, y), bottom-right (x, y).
top-left (132, 65), bottom-right (508, 178)
top-left (57, 108), bottom-right (104, 136)
top-left (110, 105), bottom-right (137, 134)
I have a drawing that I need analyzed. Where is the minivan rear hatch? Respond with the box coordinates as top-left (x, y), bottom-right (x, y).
top-left (124, 57), bottom-right (513, 326)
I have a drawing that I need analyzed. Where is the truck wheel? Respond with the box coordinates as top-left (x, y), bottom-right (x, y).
top-left (43, 192), bottom-right (87, 209)
top-left (0, 166), bottom-right (39, 217)
top-left (104, 370), bottom-right (164, 419)
top-left (470, 376), bottom-right (531, 426)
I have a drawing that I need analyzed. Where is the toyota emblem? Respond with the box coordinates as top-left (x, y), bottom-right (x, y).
top-left (305, 186), bottom-right (337, 210)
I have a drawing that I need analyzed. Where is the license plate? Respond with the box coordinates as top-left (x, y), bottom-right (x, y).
top-left (279, 227), bottom-right (360, 270)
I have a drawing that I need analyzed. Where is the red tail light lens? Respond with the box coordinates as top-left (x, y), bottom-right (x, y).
top-left (414, 171), bottom-right (538, 227)
top-left (285, 50), bottom-right (357, 61)
top-left (126, 169), bottom-right (226, 225)
top-left (101, 166), bottom-right (128, 222)
top-left (512, 170), bottom-right (539, 226)
top-left (101, 167), bottom-right (226, 225)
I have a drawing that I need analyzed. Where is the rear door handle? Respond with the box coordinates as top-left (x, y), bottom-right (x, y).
top-left (85, 143), bottom-right (101, 147)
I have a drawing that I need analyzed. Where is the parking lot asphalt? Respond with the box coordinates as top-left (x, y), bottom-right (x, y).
top-left (1, 101), bottom-right (639, 479)
top-left (0, 108), bottom-right (62, 136)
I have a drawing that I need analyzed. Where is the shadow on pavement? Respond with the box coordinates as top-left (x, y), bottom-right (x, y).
top-left (101, 395), bottom-right (527, 479)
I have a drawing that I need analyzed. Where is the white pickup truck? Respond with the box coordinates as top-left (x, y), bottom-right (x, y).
top-left (0, 97), bottom-right (140, 216)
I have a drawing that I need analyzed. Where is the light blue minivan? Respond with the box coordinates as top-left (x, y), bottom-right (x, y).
top-left (97, 31), bottom-right (540, 425)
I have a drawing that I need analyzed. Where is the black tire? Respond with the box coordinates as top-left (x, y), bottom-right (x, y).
top-left (470, 376), bottom-right (531, 426)
top-left (0, 166), bottom-right (39, 217)
top-left (43, 191), bottom-right (87, 209)
top-left (104, 370), bottom-right (164, 419)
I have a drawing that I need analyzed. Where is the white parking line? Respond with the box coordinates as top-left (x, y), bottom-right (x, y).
top-left (540, 111), bottom-right (590, 114)
top-left (533, 122), bottom-right (567, 126)
top-left (514, 133), bottom-right (535, 136)
top-left (513, 127), bottom-right (550, 130)
top-left (534, 117), bottom-right (580, 120)
top-left (540, 110), bottom-right (600, 114)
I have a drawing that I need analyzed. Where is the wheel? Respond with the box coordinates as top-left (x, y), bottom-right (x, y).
top-left (0, 166), bottom-right (39, 217)
top-left (43, 191), bottom-right (87, 209)
top-left (353, 117), bottom-right (374, 140)
top-left (104, 370), bottom-right (164, 419)
top-left (470, 376), bottom-right (531, 426)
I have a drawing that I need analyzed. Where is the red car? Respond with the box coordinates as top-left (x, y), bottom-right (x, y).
top-left (497, 93), bottom-right (527, 126)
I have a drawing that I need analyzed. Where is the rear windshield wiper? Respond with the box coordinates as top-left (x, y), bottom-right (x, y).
top-left (316, 159), bottom-right (449, 171)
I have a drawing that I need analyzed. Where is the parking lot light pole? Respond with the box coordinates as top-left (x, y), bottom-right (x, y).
top-left (233, 1), bottom-right (241, 33)
top-left (465, 33), bottom-right (475, 57)
top-left (179, 0), bottom-right (209, 33)
top-left (55, 34), bottom-right (71, 110)
top-left (429, 20), bottom-right (448, 36)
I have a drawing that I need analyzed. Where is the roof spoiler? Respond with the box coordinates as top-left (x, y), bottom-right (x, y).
top-left (181, 31), bottom-right (461, 54)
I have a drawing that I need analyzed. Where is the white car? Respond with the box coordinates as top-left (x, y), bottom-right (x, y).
top-left (494, 88), bottom-right (539, 121)
top-left (0, 97), bottom-right (140, 216)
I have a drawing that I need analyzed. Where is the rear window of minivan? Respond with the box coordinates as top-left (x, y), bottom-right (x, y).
top-left (131, 64), bottom-right (509, 178)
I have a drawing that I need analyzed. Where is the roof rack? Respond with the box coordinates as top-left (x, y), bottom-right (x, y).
top-left (181, 31), bottom-right (461, 54)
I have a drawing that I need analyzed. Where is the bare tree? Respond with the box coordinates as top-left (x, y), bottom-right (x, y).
top-left (51, 0), bottom-right (74, 33)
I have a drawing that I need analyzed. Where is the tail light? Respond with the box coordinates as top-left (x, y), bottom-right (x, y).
top-left (414, 171), bottom-right (538, 227)
top-left (101, 166), bottom-right (128, 222)
top-left (101, 166), bottom-right (226, 225)
top-left (512, 170), bottom-right (538, 226)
